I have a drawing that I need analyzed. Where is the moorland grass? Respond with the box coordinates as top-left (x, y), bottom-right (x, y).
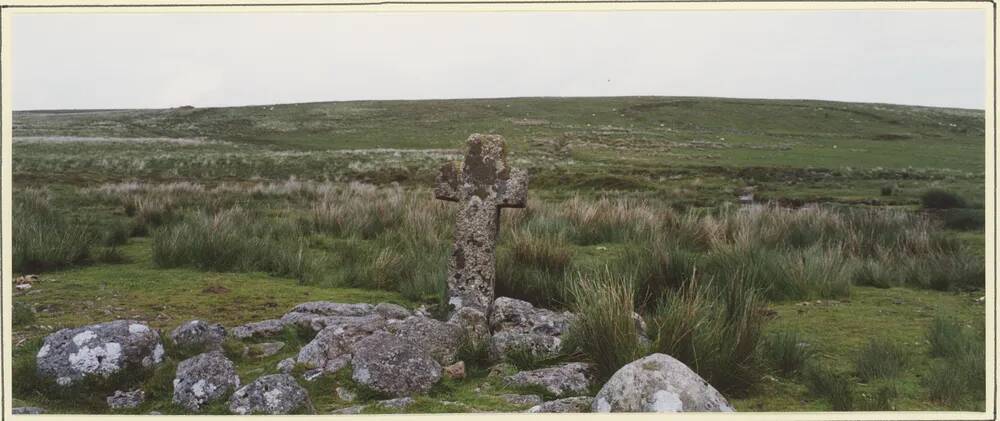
top-left (762, 330), bottom-right (813, 376)
top-left (854, 338), bottom-right (908, 382)
top-left (564, 269), bottom-right (646, 382)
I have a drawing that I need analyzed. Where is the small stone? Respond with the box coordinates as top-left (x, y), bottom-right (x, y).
top-left (107, 389), bottom-right (145, 409)
top-left (336, 386), bottom-right (356, 402)
top-left (248, 341), bottom-right (285, 358)
top-left (148, 411), bottom-right (163, 415)
top-left (12, 407), bottom-right (46, 414)
top-left (302, 368), bottom-right (324, 382)
top-left (443, 361), bottom-right (466, 380)
top-left (501, 393), bottom-right (543, 406)
top-left (276, 357), bottom-right (295, 374)
top-left (376, 397), bottom-right (415, 410)
top-left (528, 396), bottom-right (593, 413)
top-left (331, 406), bottom-right (364, 414)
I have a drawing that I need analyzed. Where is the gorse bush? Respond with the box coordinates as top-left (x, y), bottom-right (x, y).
top-left (854, 338), bottom-right (908, 381)
top-left (650, 271), bottom-right (765, 394)
top-left (565, 269), bottom-right (646, 382)
top-left (920, 189), bottom-right (967, 209)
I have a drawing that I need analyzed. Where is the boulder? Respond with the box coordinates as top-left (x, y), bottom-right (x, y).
top-left (276, 358), bottom-right (295, 374)
top-left (172, 351), bottom-right (241, 412)
top-left (332, 406), bottom-right (364, 414)
top-left (591, 353), bottom-right (734, 412)
top-left (37, 320), bottom-right (164, 385)
top-left (289, 301), bottom-right (374, 317)
top-left (490, 297), bottom-right (574, 336)
top-left (528, 396), bottom-right (593, 413)
top-left (490, 330), bottom-right (562, 361)
top-left (489, 297), bottom-right (573, 360)
top-left (350, 332), bottom-right (442, 397)
top-left (231, 319), bottom-right (285, 339)
top-left (443, 361), bottom-right (466, 379)
top-left (386, 315), bottom-right (463, 364)
top-left (107, 389), bottom-right (145, 409)
top-left (374, 303), bottom-right (411, 320)
top-left (296, 315), bottom-right (385, 372)
top-left (170, 320), bottom-right (225, 352)
top-left (448, 306), bottom-right (490, 344)
top-left (228, 374), bottom-right (311, 415)
top-left (504, 363), bottom-right (593, 397)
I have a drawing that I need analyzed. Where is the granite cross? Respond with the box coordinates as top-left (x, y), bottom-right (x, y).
top-left (435, 134), bottom-right (528, 314)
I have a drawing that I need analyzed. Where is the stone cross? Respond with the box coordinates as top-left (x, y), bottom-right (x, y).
top-left (435, 133), bottom-right (528, 314)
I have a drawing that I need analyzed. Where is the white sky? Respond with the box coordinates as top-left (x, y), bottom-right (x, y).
top-left (10, 9), bottom-right (988, 110)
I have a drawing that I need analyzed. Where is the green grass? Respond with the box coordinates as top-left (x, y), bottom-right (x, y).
top-left (10, 96), bottom-right (987, 413)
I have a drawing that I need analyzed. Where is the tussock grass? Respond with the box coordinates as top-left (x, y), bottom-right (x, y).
top-left (650, 271), bottom-right (765, 394)
top-left (803, 363), bottom-right (855, 410)
top-left (922, 316), bottom-right (985, 408)
top-left (564, 269), bottom-right (646, 382)
top-left (14, 189), bottom-right (98, 274)
top-left (763, 330), bottom-right (813, 376)
top-left (152, 208), bottom-right (319, 282)
top-left (854, 338), bottom-right (908, 381)
top-left (496, 230), bottom-right (574, 307)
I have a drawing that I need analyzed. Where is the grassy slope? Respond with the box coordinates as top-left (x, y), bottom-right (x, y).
top-left (11, 96), bottom-right (988, 412)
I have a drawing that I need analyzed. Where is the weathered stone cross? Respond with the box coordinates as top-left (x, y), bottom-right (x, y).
top-left (435, 134), bottom-right (528, 314)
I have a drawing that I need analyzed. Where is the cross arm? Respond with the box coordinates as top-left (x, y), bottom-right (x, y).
top-left (498, 168), bottom-right (528, 208)
top-left (434, 161), bottom-right (461, 202)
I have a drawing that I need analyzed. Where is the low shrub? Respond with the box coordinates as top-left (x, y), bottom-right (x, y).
top-left (880, 184), bottom-right (895, 196)
top-left (939, 208), bottom-right (984, 231)
top-left (920, 189), bottom-right (967, 209)
top-left (855, 338), bottom-right (907, 381)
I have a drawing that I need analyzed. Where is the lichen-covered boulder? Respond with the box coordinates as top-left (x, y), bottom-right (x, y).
top-left (170, 320), bottom-right (225, 351)
top-left (296, 315), bottom-right (386, 372)
top-left (386, 316), bottom-right (463, 364)
top-left (289, 301), bottom-right (375, 317)
top-left (528, 396), bottom-right (593, 413)
top-left (276, 358), bottom-right (295, 374)
top-left (490, 297), bottom-right (574, 336)
top-left (504, 363), bottom-right (593, 397)
top-left (37, 320), bottom-right (164, 386)
top-left (591, 353), bottom-right (734, 412)
top-left (350, 332), bottom-right (442, 397)
top-left (228, 374), bottom-right (311, 415)
top-left (490, 331), bottom-right (562, 361)
top-left (448, 306), bottom-right (490, 344)
top-left (231, 319), bottom-right (284, 339)
top-left (107, 389), bottom-right (145, 409)
top-left (173, 351), bottom-right (241, 412)
top-left (489, 297), bottom-right (573, 360)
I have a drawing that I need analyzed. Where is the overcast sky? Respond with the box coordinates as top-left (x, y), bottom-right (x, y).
top-left (10, 9), bottom-right (988, 110)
